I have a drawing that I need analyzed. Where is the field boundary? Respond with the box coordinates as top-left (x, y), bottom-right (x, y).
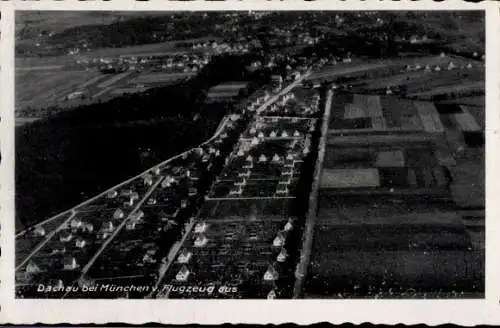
top-left (292, 89), bottom-right (333, 298)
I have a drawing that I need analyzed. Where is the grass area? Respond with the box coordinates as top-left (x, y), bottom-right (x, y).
top-left (306, 248), bottom-right (484, 297)
top-left (132, 72), bottom-right (196, 84)
top-left (16, 69), bottom-right (101, 112)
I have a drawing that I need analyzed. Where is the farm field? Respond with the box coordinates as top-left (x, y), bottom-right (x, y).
top-left (357, 66), bottom-right (483, 91)
top-left (132, 72), bottom-right (196, 84)
top-left (16, 66), bottom-right (197, 121)
top-left (438, 96), bottom-right (484, 107)
top-left (407, 81), bottom-right (485, 98)
top-left (305, 248), bottom-right (484, 298)
top-left (16, 69), bottom-right (101, 111)
top-left (16, 12), bottom-right (145, 38)
top-left (87, 37), bottom-right (222, 58)
top-left (16, 56), bottom-right (74, 69)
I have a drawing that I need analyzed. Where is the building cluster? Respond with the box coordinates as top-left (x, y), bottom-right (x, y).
top-left (191, 40), bottom-right (250, 54)
top-left (15, 114), bottom-right (246, 298)
top-left (264, 89), bottom-right (321, 117)
top-left (158, 199), bottom-right (297, 299)
top-left (207, 116), bottom-right (315, 200)
top-left (156, 83), bottom-right (320, 299)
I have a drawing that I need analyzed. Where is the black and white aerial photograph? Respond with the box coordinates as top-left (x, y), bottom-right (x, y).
top-left (14, 11), bottom-right (485, 299)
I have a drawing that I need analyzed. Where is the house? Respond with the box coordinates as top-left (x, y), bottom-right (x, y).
top-left (143, 174), bottom-right (154, 186)
top-left (267, 289), bottom-right (277, 299)
top-left (188, 187), bottom-right (198, 197)
top-left (277, 248), bottom-right (288, 262)
top-left (126, 221), bottom-right (138, 231)
top-left (130, 192), bottom-right (140, 201)
top-left (99, 231), bottom-right (111, 240)
top-left (59, 231), bottom-right (73, 243)
top-left (272, 154), bottom-right (281, 163)
top-left (142, 253), bottom-right (156, 264)
top-left (281, 167), bottom-right (294, 177)
top-left (70, 219), bottom-right (83, 230)
top-left (75, 238), bottom-right (86, 248)
top-left (63, 257), bottom-right (78, 271)
top-left (284, 158), bottom-right (294, 168)
top-left (33, 226), bottom-right (46, 237)
top-left (113, 209), bottom-right (125, 220)
top-left (131, 211), bottom-right (144, 221)
top-left (281, 131), bottom-right (289, 138)
top-left (235, 177), bottom-right (247, 186)
top-left (161, 178), bottom-right (173, 189)
top-left (273, 231), bottom-right (286, 247)
top-left (263, 264), bottom-right (279, 281)
top-left (194, 221), bottom-right (208, 234)
top-left (238, 170), bottom-right (251, 178)
top-left (194, 234), bottom-right (208, 247)
top-left (279, 176), bottom-right (292, 185)
top-left (269, 130), bottom-right (277, 138)
top-left (124, 198), bottom-right (135, 208)
top-left (258, 154), bottom-right (268, 163)
top-left (26, 261), bottom-right (41, 274)
top-left (177, 249), bottom-right (193, 264)
top-left (107, 190), bottom-right (118, 199)
top-left (101, 221), bottom-right (114, 232)
top-left (229, 186), bottom-right (244, 196)
top-left (84, 223), bottom-right (94, 233)
top-left (176, 265), bottom-right (190, 282)
top-left (126, 212), bottom-right (144, 230)
top-left (275, 184), bottom-right (289, 195)
top-left (48, 279), bottom-right (65, 289)
top-left (51, 245), bottom-right (66, 255)
top-left (293, 130), bottom-right (301, 137)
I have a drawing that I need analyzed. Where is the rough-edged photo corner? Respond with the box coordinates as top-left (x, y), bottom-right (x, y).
top-left (14, 11), bottom-right (485, 299)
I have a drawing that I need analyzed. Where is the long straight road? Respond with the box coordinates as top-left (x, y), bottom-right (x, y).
top-left (293, 88), bottom-right (333, 298)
